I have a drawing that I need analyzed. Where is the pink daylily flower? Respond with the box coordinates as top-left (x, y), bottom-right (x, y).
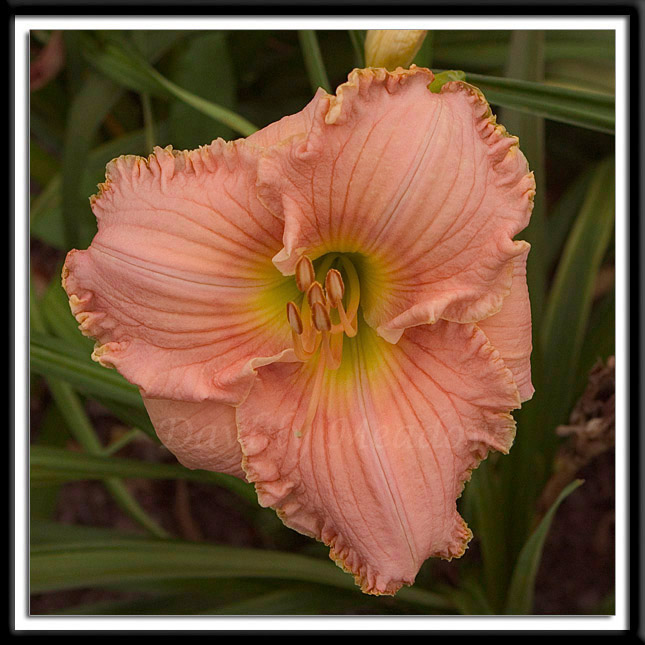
top-left (63, 66), bottom-right (534, 595)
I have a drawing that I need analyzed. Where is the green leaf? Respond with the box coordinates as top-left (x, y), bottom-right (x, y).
top-left (47, 594), bottom-right (233, 616)
top-left (463, 460), bottom-right (509, 612)
top-left (168, 32), bottom-right (237, 149)
top-left (298, 30), bottom-right (331, 94)
top-left (94, 398), bottom-right (158, 442)
top-left (505, 479), bottom-right (584, 614)
top-left (46, 577), bottom-right (348, 615)
top-left (89, 41), bottom-right (258, 137)
top-left (501, 31), bottom-right (547, 331)
top-left (29, 537), bottom-right (453, 610)
top-left (31, 445), bottom-right (258, 505)
top-left (31, 285), bottom-right (169, 539)
top-left (541, 157), bottom-right (615, 426)
top-left (453, 71), bottom-right (614, 134)
top-left (30, 139), bottom-right (60, 188)
top-left (412, 30), bottom-right (433, 68)
top-left (31, 124), bottom-right (169, 250)
top-left (437, 577), bottom-right (494, 615)
top-left (41, 273), bottom-right (94, 349)
top-left (545, 163), bottom-right (595, 269)
top-left (348, 30), bottom-right (366, 67)
top-left (31, 519), bottom-right (147, 545)
top-left (86, 33), bottom-right (170, 96)
top-left (204, 586), bottom-right (354, 615)
top-left (61, 73), bottom-right (122, 248)
top-left (501, 156), bottom-right (614, 563)
top-left (29, 405), bottom-right (70, 520)
top-left (128, 30), bottom-right (191, 60)
top-left (30, 333), bottom-right (143, 409)
top-left (576, 287), bottom-right (615, 394)
top-left (428, 70), bottom-right (465, 93)
top-left (433, 30), bottom-right (614, 74)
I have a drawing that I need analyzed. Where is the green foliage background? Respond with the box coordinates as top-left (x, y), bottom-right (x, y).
top-left (29, 29), bottom-right (616, 616)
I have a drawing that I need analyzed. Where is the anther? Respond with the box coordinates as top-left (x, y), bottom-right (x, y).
top-left (286, 301), bottom-right (303, 335)
top-left (325, 269), bottom-right (345, 307)
top-left (311, 302), bottom-right (332, 332)
top-left (295, 256), bottom-right (316, 292)
top-left (307, 281), bottom-right (326, 309)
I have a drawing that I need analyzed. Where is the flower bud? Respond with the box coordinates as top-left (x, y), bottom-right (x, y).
top-left (364, 30), bottom-right (428, 70)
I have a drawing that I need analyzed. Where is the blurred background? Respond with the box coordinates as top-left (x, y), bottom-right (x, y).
top-left (29, 28), bottom-right (616, 616)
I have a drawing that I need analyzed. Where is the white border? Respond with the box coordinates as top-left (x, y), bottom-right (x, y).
top-left (15, 15), bottom-right (628, 632)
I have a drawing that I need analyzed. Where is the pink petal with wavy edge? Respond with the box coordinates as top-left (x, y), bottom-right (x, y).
top-left (143, 397), bottom-right (245, 479)
top-left (63, 141), bottom-right (296, 404)
top-left (258, 67), bottom-right (535, 342)
top-left (237, 321), bottom-right (520, 595)
top-left (478, 247), bottom-right (534, 402)
top-left (246, 88), bottom-right (326, 149)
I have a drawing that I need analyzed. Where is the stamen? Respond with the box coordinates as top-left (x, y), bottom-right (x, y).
top-left (286, 301), bottom-right (319, 360)
top-left (286, 301), bottom-right (303, 335)
top-left (286, 256), bottom-right (361, 400)
top-left (325, 269), bottom-right (345, 307)
top-left (322, 330), bottom-right (342, 370)
top-left (311, 302), bottom-right (331, 332)
top-left (326, 265), bottom-right (358, 338)
top-left (336, 300), bottom-right (358, 338)
top-left (297, 350), bottom-right (326, 438)
top-left (295, 256), bottom-right (315, 292)
top-left (307, 281), bottom-right (327, 309)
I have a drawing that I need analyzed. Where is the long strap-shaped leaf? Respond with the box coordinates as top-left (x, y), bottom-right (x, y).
top-left (464, 71), bottom-right (614, 133)
top-left (434, 69), bottom-right (614, 133)
top-left (30, 333), bottom-right (142, 409)
top-left (298, 30), bottom-right (331, 94)
top-left (30, 538), bottom-right (453, 610)
top-left (88, 41), bottom-right (258, 137)
top-left (504, 479), bottom-right (584, 614)
top-left (30, 288), bottom-right (168, 538)
top-left (541, 157), bottom-right (615, 427)
top-left (31, 445), bottom-right (257, 504)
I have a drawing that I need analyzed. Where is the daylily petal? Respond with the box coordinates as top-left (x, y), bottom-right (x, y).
top-left (478, 247), bottom-right (534, 402)
top-left (237, 320), bottom-right (520, 595)
top-left (143, 397), bottom-right (245, 479)
top-left (63, 141), bottom-right (298, 404)
top-left (258, 67), bottom-right (535, 343)
top-left (246, 88), bottom-right (327, 149)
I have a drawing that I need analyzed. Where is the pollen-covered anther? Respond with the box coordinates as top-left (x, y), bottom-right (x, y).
top-left (311, 302), bottom-right (332, 332)
top-left (295, 255), bottom-right (316, 292)
top-left (325, 269), bottom-right (345, 307)
top-left (307, 281), bottom-right (327, 309)
top-left (286, 301), bottom-right (304, 335)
